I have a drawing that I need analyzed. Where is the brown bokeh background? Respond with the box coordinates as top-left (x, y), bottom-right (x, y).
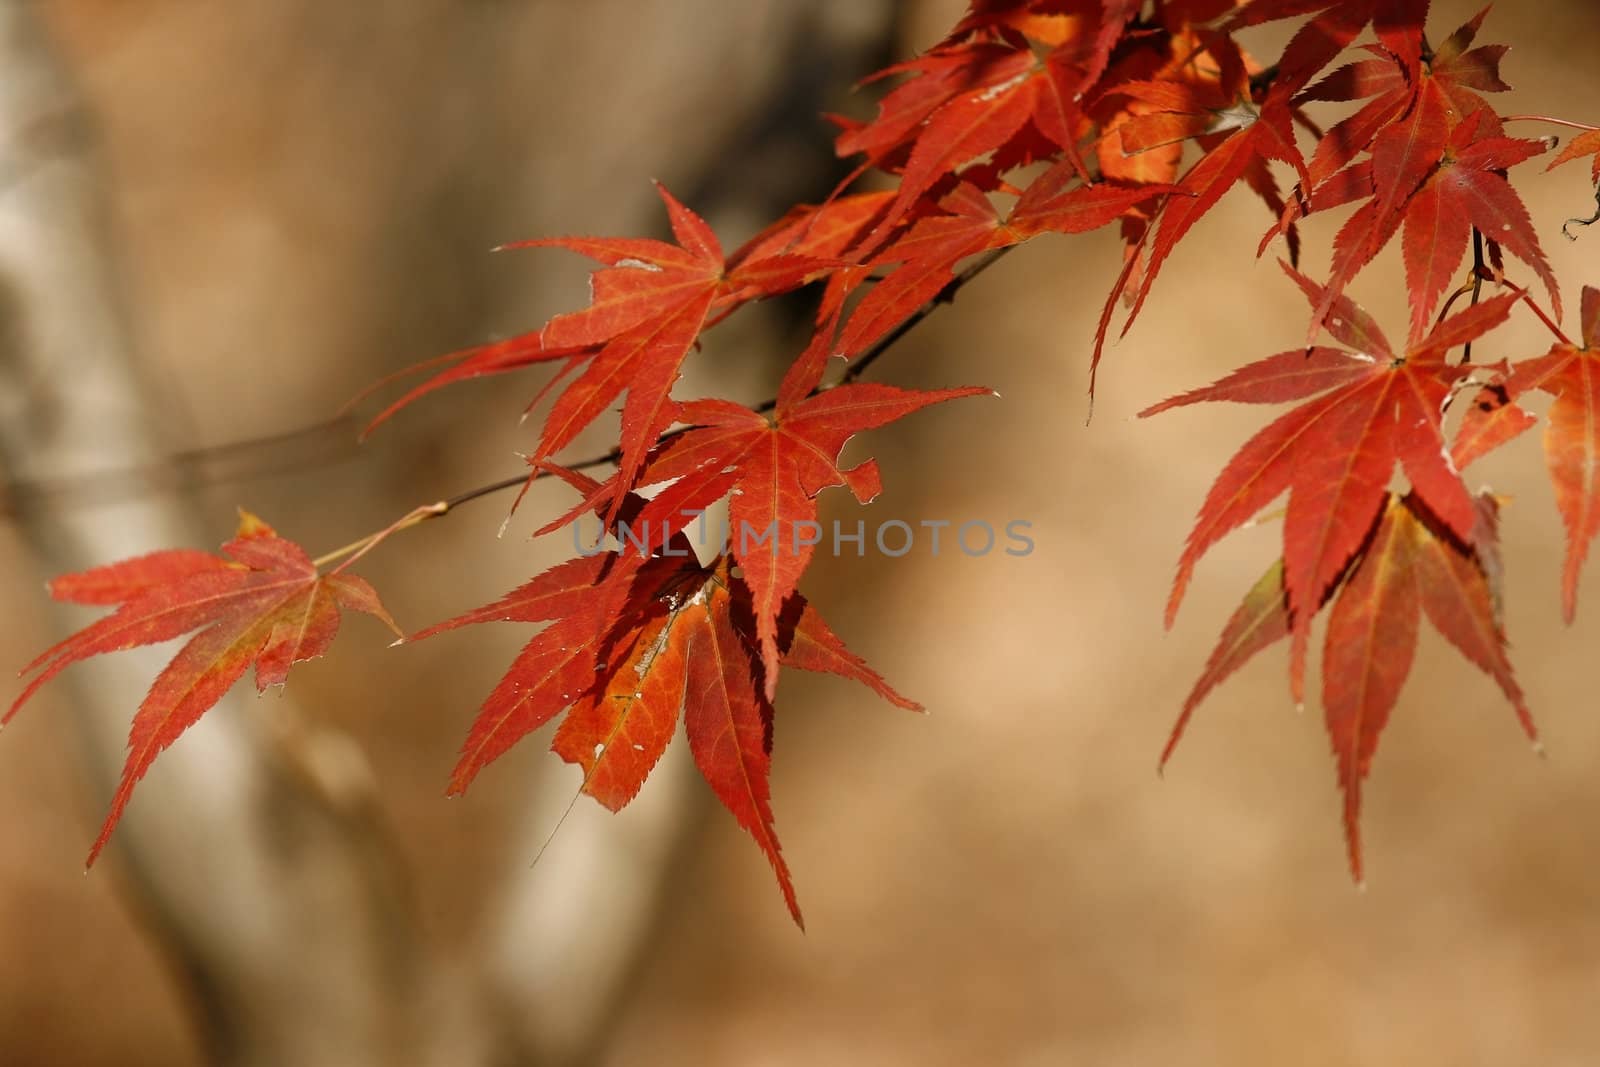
top-left (2, 1), bottom-right (1599, 1063)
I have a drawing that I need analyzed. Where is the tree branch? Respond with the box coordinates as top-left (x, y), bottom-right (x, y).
top-left (316, 244), bottom-right (1014, 569)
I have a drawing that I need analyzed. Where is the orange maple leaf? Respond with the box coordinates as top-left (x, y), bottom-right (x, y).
top-left (11, 511), bottom-right (400, 865)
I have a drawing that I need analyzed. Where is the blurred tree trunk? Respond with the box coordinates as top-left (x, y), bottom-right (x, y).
top-left (0, 6), bottom-right (474, 1064)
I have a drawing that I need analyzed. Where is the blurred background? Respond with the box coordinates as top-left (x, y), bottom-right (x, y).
top-left (1, 1), bottom-right (1599, 1064)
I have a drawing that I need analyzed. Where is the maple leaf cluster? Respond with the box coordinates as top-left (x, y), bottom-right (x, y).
top-left (419, 465), bottom-right (922, 927)
top-left (14, 0), bottom-right (1600, 917)
top-left (1129, 3), bottom-right (1600, 880)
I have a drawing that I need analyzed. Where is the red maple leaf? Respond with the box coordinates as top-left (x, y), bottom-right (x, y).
top-left (501, 182), bottom-right (834, 514)
top-left (1547, 127), bottom-right (1600, 186)
top-left (834, 4), bottom-right (1158, 234)
top-left (1296, 7), bottom-right (1512, 190)
top-left (1157, 557), bottom-right (1291, 771)
top-left (836, 172), bottom-right (1174, 359)
top-left (1093, 45), bottom-right (1304, 382)
top-left (1224, 1), bottom-right (1373, 92)
top-left (834, 42), bottom-right (1028, 174)
top-left (1481, 287), bottom-right (1600, 621)
top-left (541, 348), bottom-right (989, 703)
top-left (1449, 369), bottom-right (1538, 474)
top-left (1399, 112), bottom-right (1556, 341)
top-left (1142, 261), bottom-right (1517, 703)
top-left (1163, 491), bottom-right (1534, 881)
top-left (10, 512), bottom-right (401, 865)
top-left (1283, 13), bottom-right (1556, 340)
top-left (1323, 492), bottom-right (1534, 879)
top-left (358, 191), bottom-right (896, 439)
top-left (1425, 6), bottom-right (1515, 101)
top-left (357, 329), bottom-right (585, 436)
top-left (415, 468), bottom-right (918, 927)
top-left (1309, 77), bottom-right (1455, 335)
top-left (879, 44), bottom-right (1085, 214)
top-left (726, 191), bottom-right (897, 266)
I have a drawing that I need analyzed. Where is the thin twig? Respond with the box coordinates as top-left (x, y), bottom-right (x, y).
top-left (839, 247), bottom-right (1011, 388)
top-left (0, 415), bottom-right (363, 517)
top-left (1462, 227), bottom-right (1485, 365)
top-left (1501, 114), bottom-right (1600, 133)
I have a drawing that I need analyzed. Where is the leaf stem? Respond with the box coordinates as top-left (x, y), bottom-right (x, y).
top-left (1490, 273), bottom-right (1574, 347)
top-left (1461, 228), bottom-right (1485, 365)
top-left (1433, 280), bottom-right (1475, 326)
top-left (1501, 115), bottom-right (1600, 133)
top-left (314, 502), bottom-right (448, 572)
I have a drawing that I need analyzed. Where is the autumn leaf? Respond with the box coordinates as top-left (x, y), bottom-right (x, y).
top-left (1094, 59), bottom-right (1305, 383)
top-left (359, 184), bottom-right (846, 438)
top-left (1296, 7), bottom-right (1512, 190)
top-left (1323, 492), bottom-right (1534, 881)
top-left (501, 182), bottom-right (834, 514)
top-left (1297, 62), bottom-right (1411, 192)
top-left (1308, 78), bottom-right (1454, 340)
top-left (1429, 7), bottom-right (1513, 98)
top-left (1489, 287), bottom-right (1600, 620)
top-left (726, 192), bottom-right (896, 266)
top-left (835, 41), bottom-right (1027, 175)
top-left (1284, 11), bottom-right (1546, 339)
top-left (679, 574), bottom-right (797, 919)
top-left (10, 511), bottom-right (401, 866)
top-left (611, 358), bottom-right (989, 702)
top-left (1547, 126), bottom-right (1600, 238)
top-left (413, 550), bottom-right (656, 796)
top-left (1401, 112), bottom-right (1556, 342)
top-left (1226, 0), bottom-right (1383, 93)
top-left (358, 328), bottom-right (587, 436)
top-left (1164, 492), bottom-right (1534, 881)
top-left (1321, 493), bottom-right (1418, 883)
top-left (875, 47), bottom-right (1055, 222)
top-left (832, 5), bottom-right (1186, 237)
top-left (1144, 262), bottom-right (1516, 703)
top-left (1450, 377), bottom-right (1538, 472)
top-left (417, 470), bottom-right (918, 926)
top-left (1159, 558), bottom-right (1290, 771)
top-left (835, 183), bottom-right (1011, 360)
top-left (1547, 127), bottom-right (1600, 186)
top-left (836, 172), bottom-right (1173, 359)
